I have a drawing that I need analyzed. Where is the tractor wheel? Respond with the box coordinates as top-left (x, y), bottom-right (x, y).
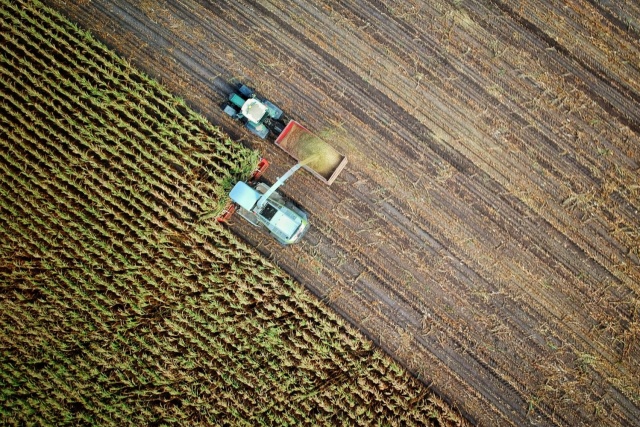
top-left (246, 122), bottom-right (269, 139)
top-left (238, 84), bottom-right (254, 98)
top-left (222, 104), bottom-right (237, 117)
top-left (271, 120), bottom-right (285, 136)
top-left (264, 100), bottom-right (283, 120)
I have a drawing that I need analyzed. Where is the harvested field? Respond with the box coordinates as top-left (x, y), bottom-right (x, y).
top-left (0, 1), bottom-right (463, 425)
top-left (32, 0), bottom-right (640, 425)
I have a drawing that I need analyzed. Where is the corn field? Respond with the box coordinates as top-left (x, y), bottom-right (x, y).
top-left (0, 0), bottom-right (463, 425)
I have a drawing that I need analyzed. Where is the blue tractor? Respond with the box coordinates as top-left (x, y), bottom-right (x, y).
top-left (222, 84), bottom-right (286, 139)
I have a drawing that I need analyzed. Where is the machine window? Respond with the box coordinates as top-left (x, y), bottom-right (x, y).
top-left (261, 204), bottom-right (278, 221)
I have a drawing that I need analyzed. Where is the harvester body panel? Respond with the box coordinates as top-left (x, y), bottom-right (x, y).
top-left (229, 181), bottom-right (261, 211)
top-left (229, 181), bottom-right (308, 245)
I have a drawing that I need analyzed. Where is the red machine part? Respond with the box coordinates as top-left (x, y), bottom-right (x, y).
top-left (216, 203), bottom-right (236, 223)
top-left (216, 158), bottom-right (269, 223)
top-left (251, 158), bottom-right (270, 181)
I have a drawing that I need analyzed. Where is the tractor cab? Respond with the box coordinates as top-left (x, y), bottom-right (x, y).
top-left (240, 98), bottom-right (268, 124)
top-left (223, 84), bottom-right (285, 139)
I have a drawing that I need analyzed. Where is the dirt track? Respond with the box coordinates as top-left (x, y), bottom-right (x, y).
top-left (41, 0), bottom-right (640, 425)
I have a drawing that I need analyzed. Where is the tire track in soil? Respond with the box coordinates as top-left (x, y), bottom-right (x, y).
top-left (318, 0), bottom-right (636, 298)
top-left (586, 0), bottom-right (640, 36)
top-left (485, 0), bottom-right (640, 134)
top-left (350, 0), bottom-right (640, 310)
top-left (242, 3), bottom-right (636, 424)
top-left (40, 0), bottom-right (640, 426)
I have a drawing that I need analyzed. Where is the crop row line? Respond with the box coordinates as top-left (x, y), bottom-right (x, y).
top-left (7, 0), bottom-right (218, 138)
top-left (1, 15), bottom-right (252, 201)
top-left (0, 31), bottom-right (232, 215)
top-left (2, 2), bottom-right (251, 169)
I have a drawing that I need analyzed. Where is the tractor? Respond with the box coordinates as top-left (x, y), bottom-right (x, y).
top-left (222, 84), bottom-right (286, 139)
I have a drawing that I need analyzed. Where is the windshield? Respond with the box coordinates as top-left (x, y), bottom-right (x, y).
top-left (261, 203), bottom-right (278, 221)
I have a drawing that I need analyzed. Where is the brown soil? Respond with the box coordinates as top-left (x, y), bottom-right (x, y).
top-left (42, 0), bottom-right (640, 425)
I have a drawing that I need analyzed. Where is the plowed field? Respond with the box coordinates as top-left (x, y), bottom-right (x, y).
top-left (41, 0), bottom-right (640, 425)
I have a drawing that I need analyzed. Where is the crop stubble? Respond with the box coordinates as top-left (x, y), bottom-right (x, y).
top-left (39, 0), bottom-right (640, 426)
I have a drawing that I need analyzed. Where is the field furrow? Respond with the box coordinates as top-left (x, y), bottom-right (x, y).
top-left (35, 0), bottom-right (640, 425)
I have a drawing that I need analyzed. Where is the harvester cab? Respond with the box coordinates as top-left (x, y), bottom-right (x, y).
top-left (222, 84), bottom-right (286, 139)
